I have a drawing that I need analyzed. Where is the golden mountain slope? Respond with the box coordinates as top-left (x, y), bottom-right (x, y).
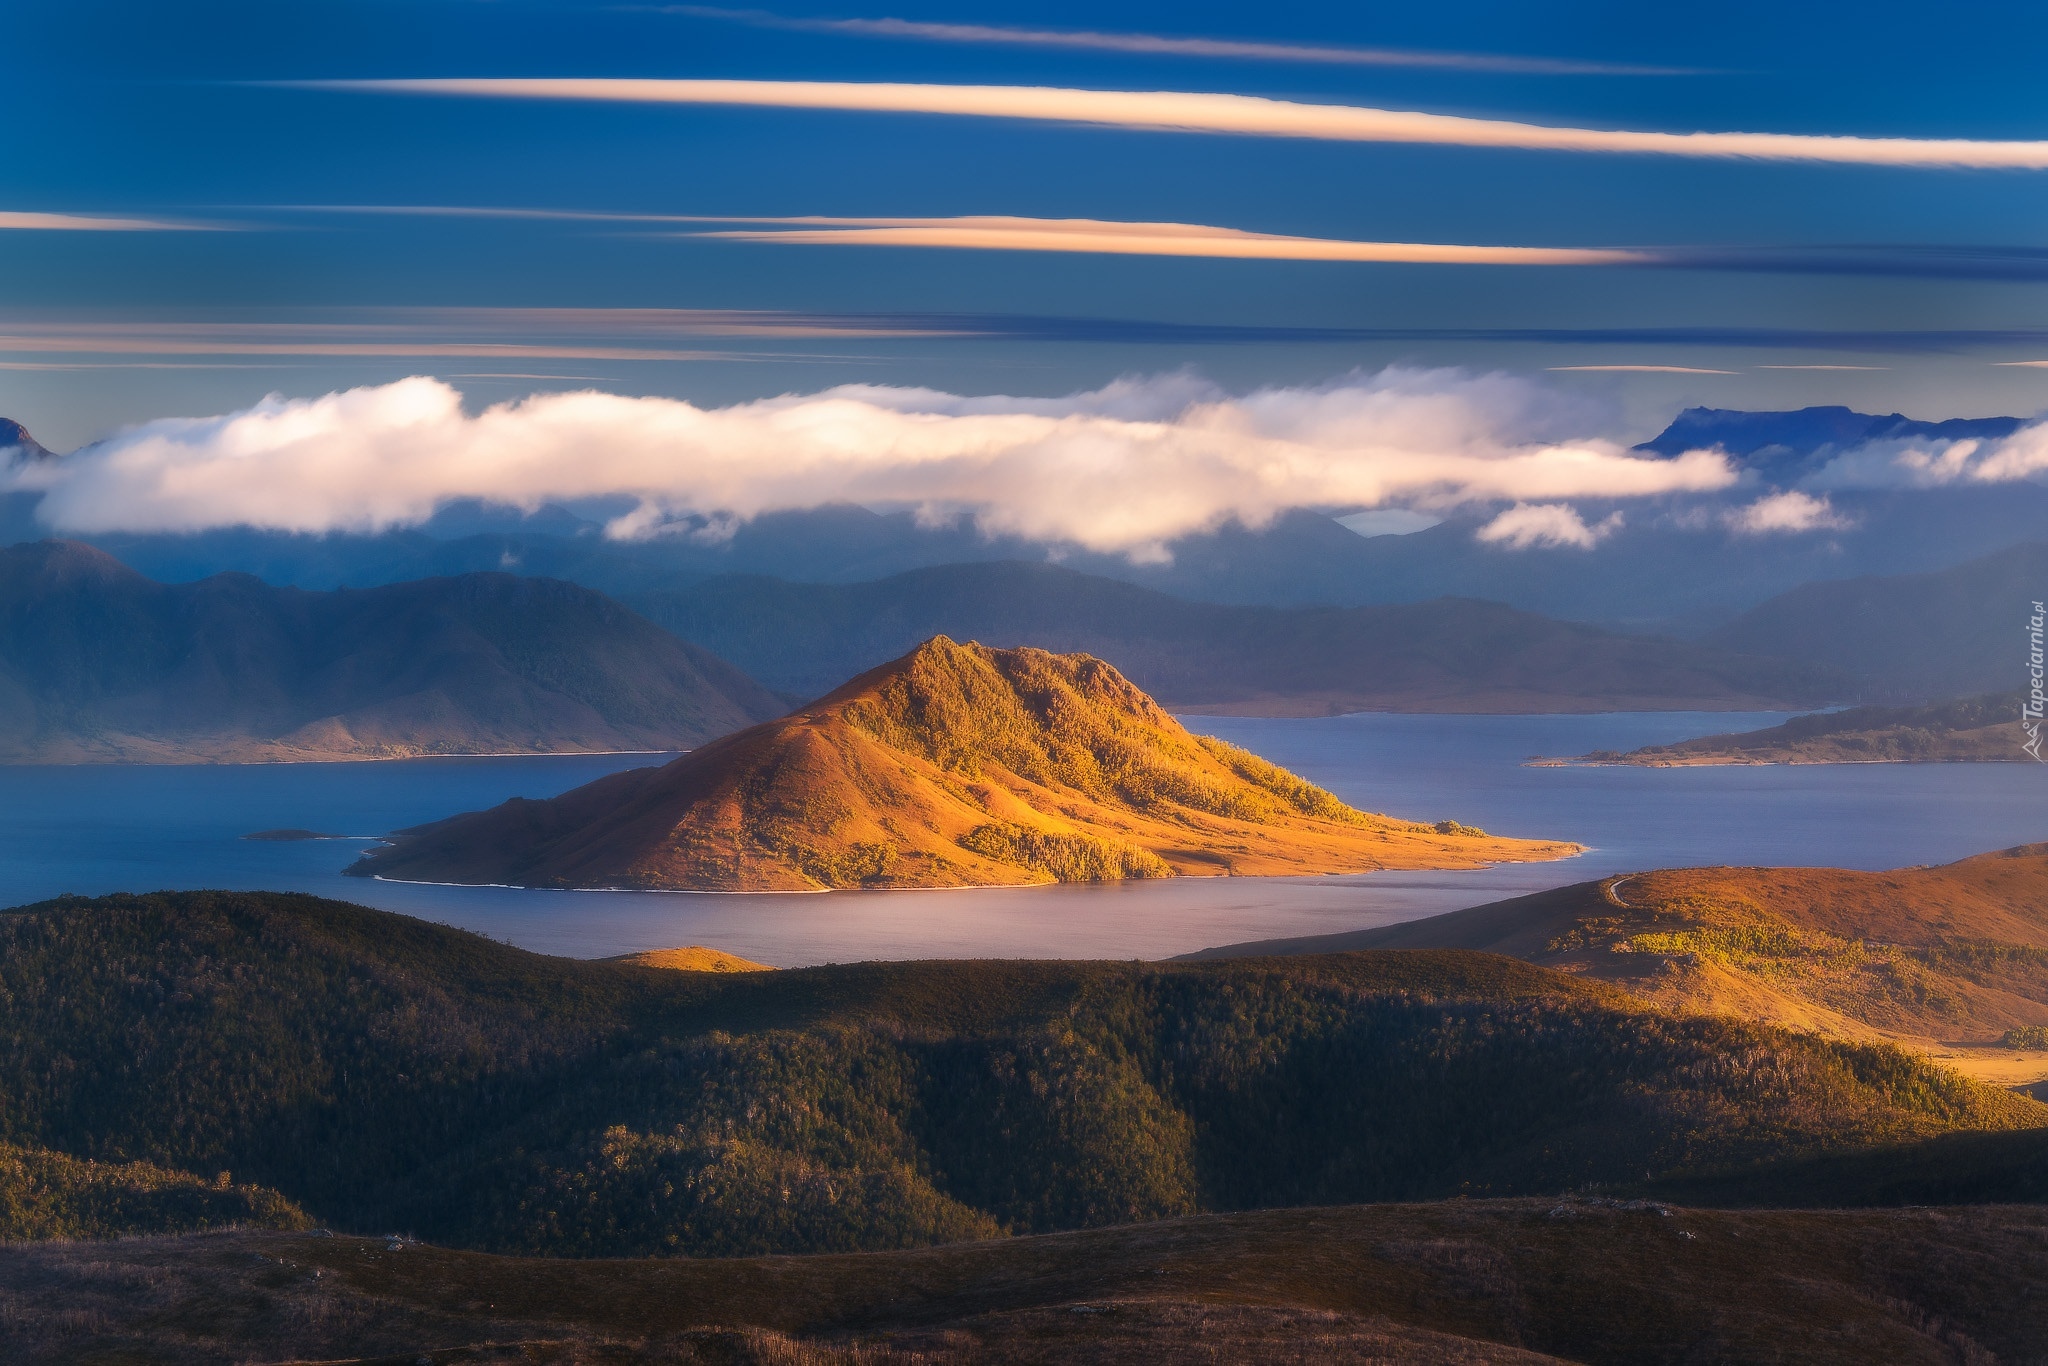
top-left (350, 637), bottom-right (1579, 891)
top-left (1218, 844), bottom-right (2048, 1085)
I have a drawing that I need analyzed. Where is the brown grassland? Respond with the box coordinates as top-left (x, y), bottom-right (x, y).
top-left (352, 638), bottom-right (1577, 890)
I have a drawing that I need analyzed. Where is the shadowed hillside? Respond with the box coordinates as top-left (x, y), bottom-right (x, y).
top-left (1576, 691), bottom-right (2032, 764)
top-left (1, 889), bottom-right (2038, 1265)
top-left (631, 560), bottom-right (1852, 712)
top-left (349, 637), bottom-right (1580, 890)
top-left (9, 1201), bottom-right (2048, 1364)
top-left (0, 540), bottom-right (784, 761)
top-left (1191, 845), bottom-right (2048, 1088)
top-left (1708, 540), bottom-right (2048, 698)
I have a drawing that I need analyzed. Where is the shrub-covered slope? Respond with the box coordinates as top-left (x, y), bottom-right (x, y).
top-left (0, 890), bottom-right (2038, 1256)
top-left (350, 636), bottom-right (1577, 890)
top-left (1198, 845), bottom-right (2048, 1088)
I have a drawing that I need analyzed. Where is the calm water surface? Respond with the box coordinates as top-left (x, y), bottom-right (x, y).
top-left (1, 711), bottom-right (2041, 965)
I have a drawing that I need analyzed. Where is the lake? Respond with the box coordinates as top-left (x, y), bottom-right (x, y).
top-left (1, 710), bottom-right (2041, 965)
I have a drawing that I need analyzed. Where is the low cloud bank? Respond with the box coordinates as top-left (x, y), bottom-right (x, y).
top-left (4, 369), bottom-right (1735, 558)
top-left (1809, 424), bottom-right (2048, 489)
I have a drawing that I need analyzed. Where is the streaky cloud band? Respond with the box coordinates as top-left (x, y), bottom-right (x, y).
top-left (0, 211), bottom-right (215, 231)
top-left (691, 216), bottom-right (1648, 265)
top-left (653, 6), bottom-right (1698, 77)
top-left (9, 311), bottom-right (2048, 357)
top-left (266, 207), bottom-right (2048, 281)
top-left (296, 78), bottom-right (2048, 169)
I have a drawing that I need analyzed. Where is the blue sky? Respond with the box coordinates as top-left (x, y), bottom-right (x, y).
top-left (6, 0), bottom-right (2048, 449)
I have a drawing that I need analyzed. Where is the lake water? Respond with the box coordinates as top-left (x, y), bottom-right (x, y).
top-left (1, 711), bottom-right (2042, 966)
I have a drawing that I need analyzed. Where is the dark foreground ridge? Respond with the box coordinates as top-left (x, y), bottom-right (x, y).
top-left (0, 889), bottom-right (2041, 1263)
top-left (5, 1202), bottom-right (2045, 1364)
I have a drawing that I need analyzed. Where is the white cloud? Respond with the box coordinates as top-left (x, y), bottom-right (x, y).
top-left (1725, 490), bottom-right (1852, 535)
top-left (1, 369), bottom-right (1733, 558)
top-left (1474, 503), bottom-right (1623, 550)
top-left (319, 79), bottom-right (2048, 169)
top-left (1806, 419), bottom-right (2048, 489)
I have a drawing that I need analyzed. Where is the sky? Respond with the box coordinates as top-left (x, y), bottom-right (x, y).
top-left (3, 0), bottom-right (2048, 484)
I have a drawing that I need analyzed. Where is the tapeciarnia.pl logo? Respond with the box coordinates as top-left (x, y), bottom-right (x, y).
top-left (2027, 599), bottom-right (2045, 762)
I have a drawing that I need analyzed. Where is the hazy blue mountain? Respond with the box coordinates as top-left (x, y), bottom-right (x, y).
top-left (1636, 405), bottom-right (2027, 483)
top-left (630, 560), bottom-right (1850, 712)
top-left (0, 541), bottom-right (784, 761)
top-left (1707, 541), bottom-right (2048, 698)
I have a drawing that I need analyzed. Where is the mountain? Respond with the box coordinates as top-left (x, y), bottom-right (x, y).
top-left (0, 888), bottom-right (2037, 1268)
top-left (1189, 845), bottom-right (2048, 1088)
top-left (1707, 541), bottom-right (2048, 698)
top-left (347, 637), bottom-right (1582, 890)
top-left (0, 540), bottom-right (785, 762)
top-left (17, 1201), bottom-right (2048, 1366)
top-left (1577, 691), bottom-right (2031, 764)
top-left (1634, 404), bottom-right (2027, 484)
top-left (0, 419), bottom-right (53, 462)
top-left (629, 561), bottom-right (1854, 711)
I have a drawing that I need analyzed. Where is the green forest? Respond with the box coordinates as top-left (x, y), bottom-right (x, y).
top-left (0, 890), bottom-right (2040, 1255)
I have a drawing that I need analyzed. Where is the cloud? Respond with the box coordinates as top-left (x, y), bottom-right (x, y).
top-left (1548, 365), bottom-right (1736, 374)
top-left (0, 211), bottom-right (212, 231)
top-left (1474, 503), bottom-right (1623, 550)
top-left (1, 369), bottom-right (1733, 557)
top-left (310, 79), bottom-right (2048, 169)
top-left (1726, 490), bottom-right (1852, 534)
top-left (692, 216), bottom-right (1649, 265)
top-left (1807, 421), bottom-right (2048, 489)
top-left (657, 6), bottom-right (1698, 76)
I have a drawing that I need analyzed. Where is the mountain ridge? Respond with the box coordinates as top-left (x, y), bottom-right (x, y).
top-left (631, 560), bottom-right (1853, 711)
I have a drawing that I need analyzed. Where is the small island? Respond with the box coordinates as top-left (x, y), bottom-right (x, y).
top-left (350, 637), bottom-right (1579, 891)
top-left (1561, 692), bottom-right (2029, 766)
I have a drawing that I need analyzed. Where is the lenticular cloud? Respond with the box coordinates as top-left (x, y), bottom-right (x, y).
top-left (2, 369), bottom-right (1738, 557)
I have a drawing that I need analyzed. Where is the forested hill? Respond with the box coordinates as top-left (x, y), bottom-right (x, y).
top-left (0, 889), bottom-right (2039, 1255)
top-left (0, 540), bottom-right (784, 761)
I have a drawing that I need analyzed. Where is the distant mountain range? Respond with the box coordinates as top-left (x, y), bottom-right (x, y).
top-left (8, 407), bottom-right (2046, 628)
top-left (632, 560), bottom-right (1853, 712)
top-left (351, 638), bottom-right (1575, 890)
top-left (1634, 404), bottom-right (2026, 484)
top-left (1707, 541), bottom-right (2048, 698)
top-left (0, 541), bottom-right (783, 762)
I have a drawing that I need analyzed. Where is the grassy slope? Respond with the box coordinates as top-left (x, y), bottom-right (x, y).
top-left (631, 559), bottom-right (1851, 713)
top-left (0, 540), bottom-right (784, 761)
top-left (9, 1203), bottom-right (2048, 1364)
top-left (0, 889), bottom-right (2040, 1264)
top-left (1583, 691), bottom-right (2029, 765)
top-left (1196, 845), bottom-right (2048, 1086)
top-left (350, 637), bottom-right (1579, 890)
